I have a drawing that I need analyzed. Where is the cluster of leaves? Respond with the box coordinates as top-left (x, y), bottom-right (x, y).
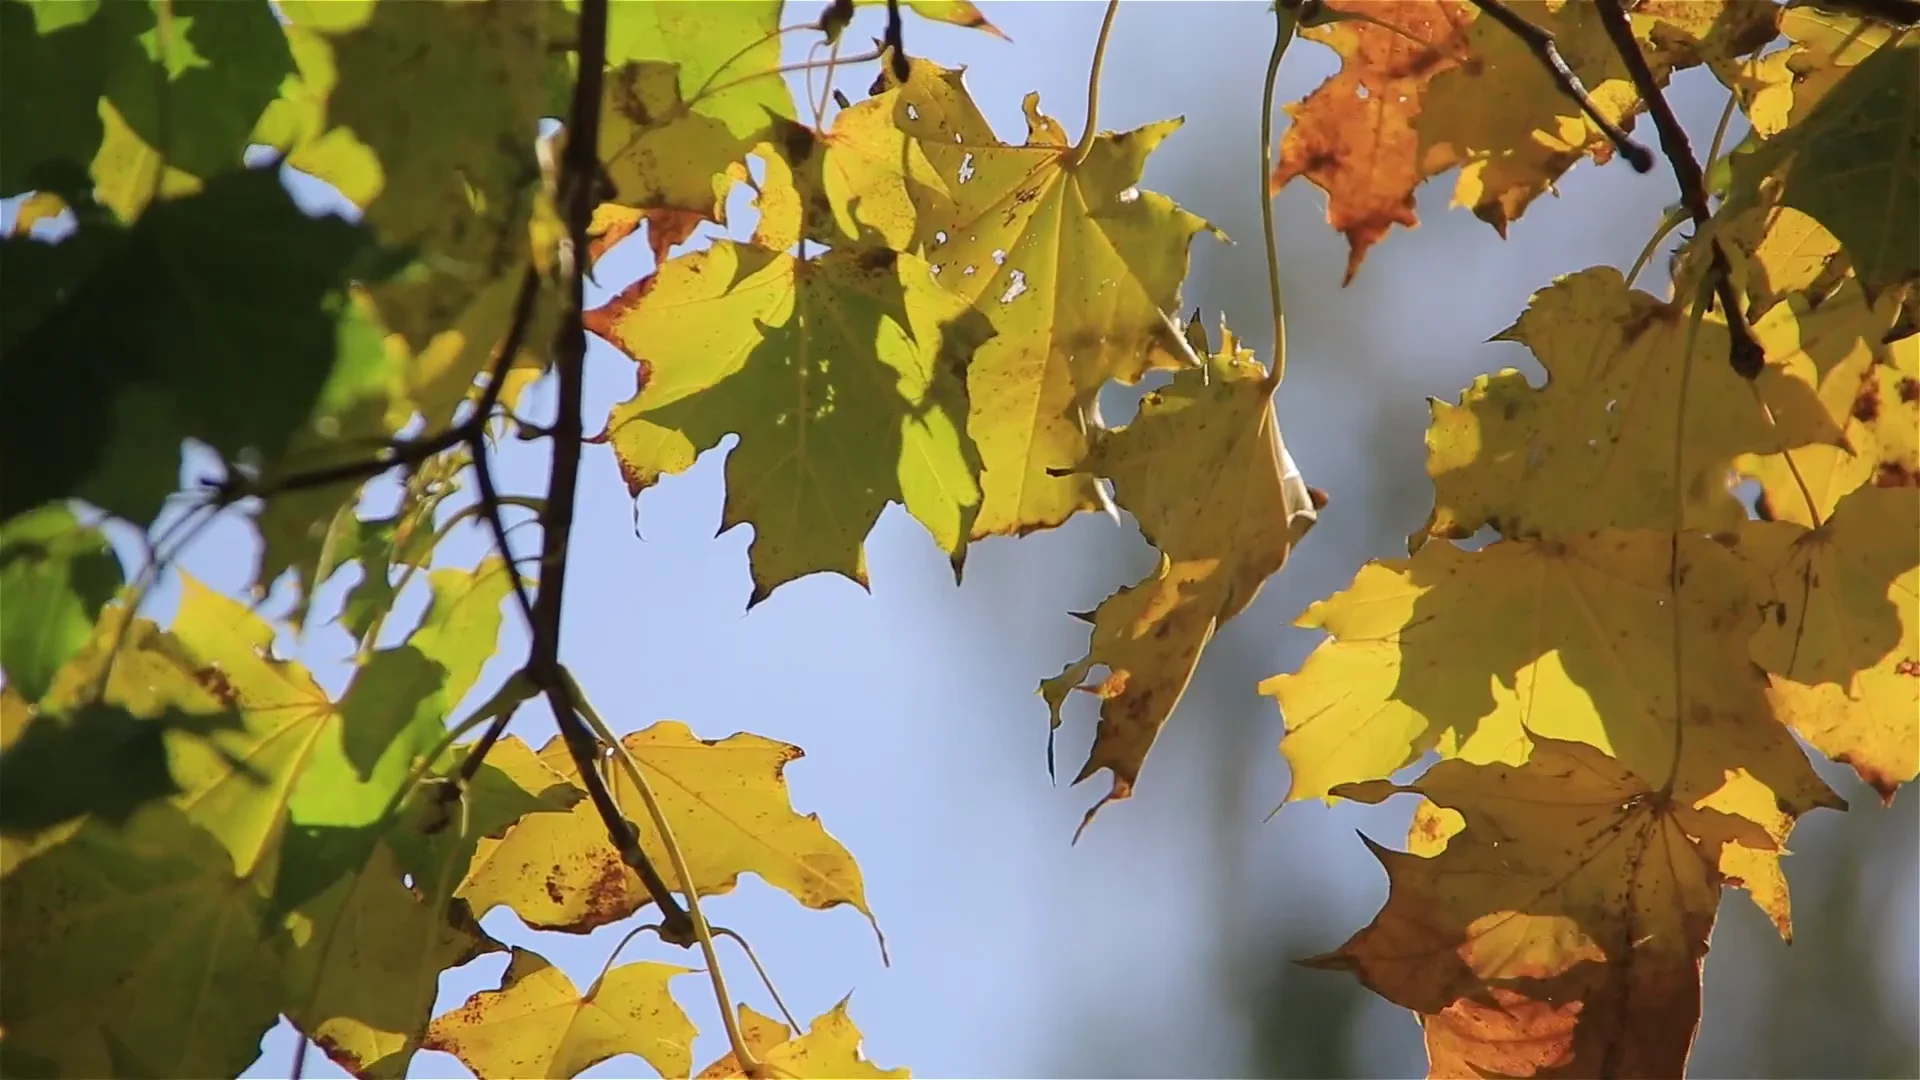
top-left (1264, 0), bottom-right (1918, 1073)
top-left (0, 0), bottom-right (1912, 1078)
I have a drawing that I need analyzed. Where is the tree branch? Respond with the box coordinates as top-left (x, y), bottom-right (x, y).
top-left (526, 0), bottom-right (696, 944)
top-left (1593, 0), bottom-right (1765, 379)
top-left (1467, 0), bottom-right (1654, 172)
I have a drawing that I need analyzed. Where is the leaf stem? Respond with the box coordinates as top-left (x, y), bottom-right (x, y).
top-left (1069, 0), bottom-right (1122, 168)
top-left (565, 668), bottom-right (763, 1079)
top-left (1260, 1), bottom-right (1304, 387)
top-left (1592, 0), bottom-right (1763, 378)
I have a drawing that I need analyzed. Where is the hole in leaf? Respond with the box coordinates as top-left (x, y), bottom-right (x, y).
top-left (992, 249), bottom-right (1006, 265)
top-left (958, 152), bottom-right (975, 184)
top-left (999, 269), bottom-right (1028, 304)
top-left (1117, 185), bottom-right (1139, 204)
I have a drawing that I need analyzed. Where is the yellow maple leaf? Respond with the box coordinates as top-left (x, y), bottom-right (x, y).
top-left (424, 947), bottom-right (695, 1080)
top-left (590, 152), bottom-right (994, 603)
top-left (1414, 266), bottom-right (1839, 548)
top-left (1274, 0), bottom-right (1779, 279)
top-left (459, 722), bottom-right (877, 941)
top-left (826, 57), bottom-right (1220, 536)
top-left (1262, 529), bottom-right (1842, 937)
top-left (1317, 738), bottom-right (1782, 1079)
top-left (699, 999), bottom-right (908, 1080)
top-left (1743, 486), bottom-right (1920, 801)
top-left (1719, 5), bottom-right (1894, 138)
top-left (1043, 330), bottom-right (1319, 832)
top-left (1736, 284), bottom-right (1914, 523)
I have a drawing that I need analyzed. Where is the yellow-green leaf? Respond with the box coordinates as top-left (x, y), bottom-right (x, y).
top-left (590, 155), bottom-right (994, 603)
top-left (826, 57), bottom-right (1218, 535)
top-left (424, 947), bottom-right (695, 1080)
top-left (1044, 329), bottom-right (1319, 831)
top-left (699, 999), bottom-right (908, 1079)
top-left (1414, 266), bottom-right (1839, 548)
top-left (460, 722), bottom-right (876, 939)
top-left (1745, 485), bottom-right (1920, 801)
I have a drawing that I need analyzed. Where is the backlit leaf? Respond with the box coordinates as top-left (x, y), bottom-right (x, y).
top-left (0, 505), bottom-right (121, 704)
top-left (699, 999), bottom-right (908, 1079)
top-left (591, 154), bottom-right (994, 603)
top-left (1315, 739), bottom-right (1772, 1079)
top-left (1736, 284), bottom-right (1914, 522)
top-left (279, 0), bottom-right (560, 429)
top-left (600, 1), bottom-right (791, 234)
top-left (1744, 485), bottom-right (1920, 801)
top-left (460, 722), bottom-right (875, 938)
top-left (1260, 530), bottom-right (1844, 894)
top-left (1413, 266), bottom-right (1838, 548)
top-left (424, 947), bottom-right (695, 1080)
top-left (1273, 0), bottom-right (1779, 280)
top-left (1727, 40), bottom-right (1920, 296)
top-left (827, 57), bottom-right (1218, 535)
top-left (1043, 329), bottom-right (1319, 831)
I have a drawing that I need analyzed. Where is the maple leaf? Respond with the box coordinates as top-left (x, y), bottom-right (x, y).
top-left (1736, 283), bottom-right (1915, 521)
top-left (0, 505), bottom-right (121, 704)
top-left (1413, 266), bottom-right (1839, 548)
top-left (1043, 329), bottom-right (1319, 832)
top-left (1262, 529), bottom-right (1843, 937)
top-left (1743, 486), bottom-right (1920, 801)
top-left (278, 0), bottom-right (559, 399)
top-left (0, 0), bottom-right (294, 218)
top-left (1726, 39), bottom-right (1920, 297)
top-left (423, 947), bottom-right (695, 1080)
top-left (826, 57), bottom-right (1220, 536)
top-left (0, 807), bottom-right (282, 1077)
top-left (459, 722), bottom-right (877, 940)
top-left (279, 733), bottom-right (576, 1078)
top-left (590, 152), bottom-right (994, 603)
top-left (1274, 0), bottom-right (1779, 281)
top-left (699, 1000), bottom-right (909, 1080)
top-left (598, 0), bottom-right (792, 262)
top-left (1315, 738), bottom-right (1784, 1079)
top-left (1717, 6), bottom-right (1897, 139)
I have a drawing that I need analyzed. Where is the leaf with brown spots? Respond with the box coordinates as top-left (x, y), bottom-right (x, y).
top-left (1274, 0), bottom-right (1779, 281)
top-left (698, 999), bottom-right (908, 1079)
top-left (589, 152), bottom-right (995, 604)
top-left (1413, 266), bottom-right (1839, 549)
top-left (1262, 529), bottom-right (1840, 834)
top-left (825, 57), bottom-right (1221, 536)
top-left (1319, 737), bottom-right (1799, 1079)
top-left (424, 947), bottom-right (695, 1080)
top-left (1737, 282), bottom-right (1915, 522)
top-left (1743, 486), bottom-right (1920, 801)
top-left (458, 722), bottom-right (878, 943)
top-left (1042, 325), bottom-right (1319, 834)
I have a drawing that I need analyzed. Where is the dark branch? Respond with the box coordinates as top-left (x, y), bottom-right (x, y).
top-left (1467, 0), bottom-right (1654, 173)
top-left (1593, 0), bottom-right (1765, 379)
top-left (527, 0), bottom-right (697, 944)
top-left (884, 0), bottom-right (910, 80)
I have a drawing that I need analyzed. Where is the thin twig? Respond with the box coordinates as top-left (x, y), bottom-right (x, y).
top-left (1467, 0), bottom-right (1654, 172)
top-left (528, 0), bottom-right (697, 947)
top-left (1592, 0), bottom-right (1765, 378)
